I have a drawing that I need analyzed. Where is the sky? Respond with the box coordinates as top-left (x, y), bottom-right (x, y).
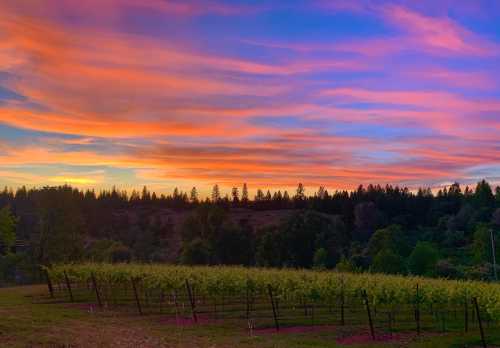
top-left (0, 0), bottom-right (499, 197)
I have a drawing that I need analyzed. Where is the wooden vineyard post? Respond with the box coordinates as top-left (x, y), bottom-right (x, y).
top-left (131, 278), bottom-right (143, 315)
top-left (91, 273), bottom-right (102, 309)
top-left (362, 290), bottom-right (375, 340)
top-left (245, 279), bottom-right (250, 319)
top-left (473, 297), bottom-right (487, 348)
top-left (267, 284), bottom-right (280, 332)
top-left (64, 271), bottom-right (74, 303)
top-left (185, 279), bottom-right (197, 323)
top-left (415, 283), bottom-right (421, 335)
top-left (45, 270), bottom-right (54, 298)
top-left (340, 277), bottom-right (345, 326)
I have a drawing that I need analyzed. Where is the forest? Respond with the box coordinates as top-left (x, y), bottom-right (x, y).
top-left (0, 180), bottom-right (499, 284)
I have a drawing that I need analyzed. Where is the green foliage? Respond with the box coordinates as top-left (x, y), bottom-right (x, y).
top-left (0, 253), bottom-right (23, 282)
top-left (493, 208), bottom-right (500, 226)
top-left (133, 228), bottom-right (159, 262)
top-left (181, 204), bottom-right (255, 265)
top-left (255, 229), bottom-right (282, 267)
top-left (279, 210), bottom-right (346, 268)
top-left (214, 224), bottom-right (253, 265)
top-left (254, 211), bottom-right (346, 268)
top-left (354, 202), bottom-right (380, 242)
top-left (0, 206), bottom-right (17, 253)
top-left (464, 263), bottom-right (495, 281)
top-left (86, 239), bottom-right (132, 263)
top-left (32, 187), bottom-right (85, 264)
top-left (312, 248), bottom-right (328, 269)
top-left (109, 244), bottom-right (133, 263)
top-left (181, 204), bottom-right (226, 242)
top-left (435, 259), bottom-right (463, 279)
top-left (367, 224), bottom-right (409, 258)
top-left (181, 238), bottom-right (211, 265)
top-left (407, 242), bottom-right (439, 276)
top-left (371, 249), bottom-right (406, 274)
top-left (474, 179), bottom-right (495, 208)
top-left (2, 179), bottom-right (500, 283)
top-left (48, 263), bottom-right (500, 322)
top-left (335, 256), bottom-right (360, 273)
top-left (0, 252), bottom-right (35, 283)
top-left (473, 222), bottom-right (499, 264)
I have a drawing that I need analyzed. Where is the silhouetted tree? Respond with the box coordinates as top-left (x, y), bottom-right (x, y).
top-left (231, 187), bottom-right (239, 204)
top-left (190, 187), bottom-right (199, 203)
top-left (211, 184), bottom-right (221, 203)
top-left (241, 183), bottom-right (249, 204)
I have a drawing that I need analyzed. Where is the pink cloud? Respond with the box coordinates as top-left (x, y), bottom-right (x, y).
top-left (381, 5), bottom-right (486, 54)
top-left (0, 0), bottom-right (498, 193)
top-left (313, 1), bottom-right (500, 57)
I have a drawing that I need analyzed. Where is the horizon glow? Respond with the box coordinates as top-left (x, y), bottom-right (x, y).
top-left (0, 0), bottom-right (499, 197)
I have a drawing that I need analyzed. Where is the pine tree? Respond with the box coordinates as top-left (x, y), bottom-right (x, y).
top-left (265, 190), bottom-right (272, 201)
top-left (317, 186), bottom-right (326, 199)
top-left (295, 183), bottom-right (305, 200)
top-left (141, 186), bottom-right (151, 201)
top-left (255, 189), bottom-right (264, 201)
top-left (190, 187), bottom-right (199, 203)
top-left (211, 184), bottom-right (221, 202)
top-left (231, 187), bottom-right (239, 204)
top-left (283, 191), bottom-right (290, 201)
top-left (241, 183), bottom-right (249, 203)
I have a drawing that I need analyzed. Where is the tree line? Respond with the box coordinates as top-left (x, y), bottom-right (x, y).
top-left (0, 180), bottom-right (499, 284)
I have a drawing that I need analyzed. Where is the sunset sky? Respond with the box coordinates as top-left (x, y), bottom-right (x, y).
top-left (1, 0), bottom-right (499, 197)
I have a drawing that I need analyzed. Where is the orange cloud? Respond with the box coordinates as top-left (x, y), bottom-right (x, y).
top-left (0, 1), bottom-right (498, 193)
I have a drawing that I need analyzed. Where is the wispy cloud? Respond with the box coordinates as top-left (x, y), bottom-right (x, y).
top-left (0, 0), bottom-right (499, 193)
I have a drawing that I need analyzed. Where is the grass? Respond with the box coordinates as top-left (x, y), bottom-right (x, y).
top-left (0, 284), bottom-right (499, 347)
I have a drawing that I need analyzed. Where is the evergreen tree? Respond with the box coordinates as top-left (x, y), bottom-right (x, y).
top-left (190, 187), bottom-right (199, 203)
top-left (241, 183), bottom-right (249, 204)
top-left (295, 183), bottom-right (305, 201)
top-left (283, 191), bottom-right (290, 202)
top-left (475, 180), bottom-right (494, 208)
top-left (231, 187), bottom-right (239, 204)
top-left (141, 186), bottom-right (151, 201)
top-left (211, 184), bottom-right (221, 202)
top-left (0, 206), bottom-right (17, 254)
top-left (255, 189), bottom-right (264, 201)
top-left (317, 186), bottom-right (326, 199)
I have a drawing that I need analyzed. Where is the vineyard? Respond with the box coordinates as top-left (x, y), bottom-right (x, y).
top-left (44, 263), bottom-right (500, 346)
